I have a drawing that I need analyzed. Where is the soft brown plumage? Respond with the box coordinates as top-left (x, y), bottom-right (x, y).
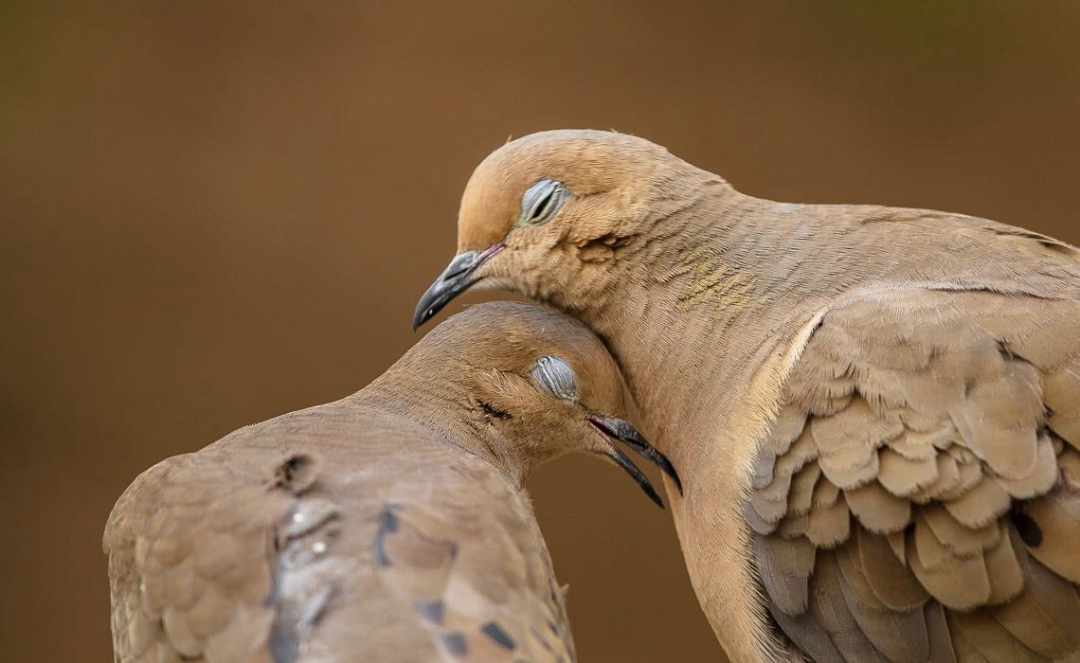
top-left (414, 130), bottom-right (1080, 662)
top-left (104, 301), bottom-right (679, 662)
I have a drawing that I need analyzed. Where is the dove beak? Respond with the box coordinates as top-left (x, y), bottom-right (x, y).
top-left (413, 243), bottom-right (505, 330)
top-left (587, 413), bottom-right (683, 508)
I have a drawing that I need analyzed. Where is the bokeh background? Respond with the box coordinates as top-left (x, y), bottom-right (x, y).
top-left (4, 2), bottom-right (1080, 661)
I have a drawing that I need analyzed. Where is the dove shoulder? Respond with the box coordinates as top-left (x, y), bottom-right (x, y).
top-left (104, 402), bottom-right (575, 663)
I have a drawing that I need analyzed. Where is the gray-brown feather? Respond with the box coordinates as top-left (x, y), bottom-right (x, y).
top-left (104, 404), bottom-right (576, 663)
top-left (749, 288), bottom-right (1080, 662)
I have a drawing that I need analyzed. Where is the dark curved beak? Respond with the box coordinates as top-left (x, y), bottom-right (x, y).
top-left (588, 413), bottom-right (682, 509)
top-left (412, 243), bottom-right (505, 330)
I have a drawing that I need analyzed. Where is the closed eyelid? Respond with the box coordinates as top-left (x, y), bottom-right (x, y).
top-left (530, 356), bottom-right (578, 401)
top-left (517, 179), bottom-right (569, 226)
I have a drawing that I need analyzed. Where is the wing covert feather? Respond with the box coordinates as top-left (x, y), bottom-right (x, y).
top-left (749, 288), bottom-right (1080, 661)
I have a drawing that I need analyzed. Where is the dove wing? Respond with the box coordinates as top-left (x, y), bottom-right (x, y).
top-left (748, 286), bottom-right (1080, 662)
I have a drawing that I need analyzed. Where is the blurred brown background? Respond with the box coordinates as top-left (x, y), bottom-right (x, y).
top-left (3, 2), bottom-right (1079, 661)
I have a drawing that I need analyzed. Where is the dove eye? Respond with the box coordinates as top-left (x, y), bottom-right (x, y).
top-left (518, 179), bottom-right (569, 226)
top-left (530, 355), bottom-right (578, 402)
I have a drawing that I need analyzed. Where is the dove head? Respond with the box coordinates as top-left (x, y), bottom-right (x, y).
top-left (386, 302), bottom-right (679, 506)
top-left (413, 130), bottom-right (718, 328)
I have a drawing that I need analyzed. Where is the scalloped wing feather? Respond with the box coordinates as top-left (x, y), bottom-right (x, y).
top-left (748, 289), bottom-right (1080, 661)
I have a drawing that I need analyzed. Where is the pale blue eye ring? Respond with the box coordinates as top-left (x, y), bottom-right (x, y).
top-left (530, 355), bottom-right (578, 401)
top-left (517, 179), bottom-right (569, 226)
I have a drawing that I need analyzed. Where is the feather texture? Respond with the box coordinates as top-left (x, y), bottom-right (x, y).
top-left (106, 302), bottom-right (651, 662)
top-left (744, 288), bottom-right (1080, 661)
top-left (436, 129), bottom-right (1080, 662)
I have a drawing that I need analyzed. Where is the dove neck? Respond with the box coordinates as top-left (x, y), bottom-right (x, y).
top-left (355, 371), bottom-right (530, 486)
top-left (574, 192), bottom-right (837, 661)
top-left (580, 192), bottom-right (814, 455)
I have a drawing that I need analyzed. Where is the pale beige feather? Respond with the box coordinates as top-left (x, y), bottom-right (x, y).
top-left (427, 129), bottom-right (1080, 661)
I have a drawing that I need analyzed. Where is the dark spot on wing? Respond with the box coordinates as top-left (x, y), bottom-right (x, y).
top-left (415, 598), bottom-right (445, 625)
top-left (481, 621), bottom-right (515, 650)
top-left (374, 507), bottom-right (400, 567)
top-left (269, 615), bottom-right (300, 663)
top-left (1012, 511), bottom-right (1043, 547)
top-left (440, 631), bottom-right (468, 657)
top-left (381, 508), bottom-right (400, 533)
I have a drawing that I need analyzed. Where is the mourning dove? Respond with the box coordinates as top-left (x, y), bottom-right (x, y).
top-left (414, 130), bottom-right (1080, 662)
top-left (103, 301), bottom-right (679, 663)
